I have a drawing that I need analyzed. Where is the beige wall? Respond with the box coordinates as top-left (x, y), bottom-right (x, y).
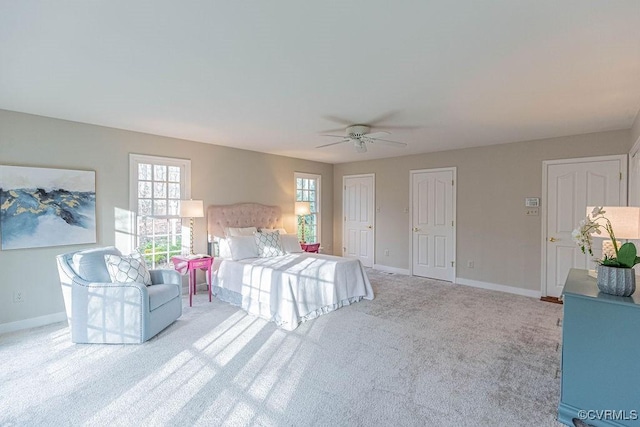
top-left (334, 130), bottom-right (630, 293)
top-left (0, 110), bottom-right (333, 326)
top-left (1, 106), bottom-right (635, 327)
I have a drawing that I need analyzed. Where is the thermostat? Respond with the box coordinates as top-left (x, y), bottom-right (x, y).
top-left (525, 198), bottom-right (540, 207)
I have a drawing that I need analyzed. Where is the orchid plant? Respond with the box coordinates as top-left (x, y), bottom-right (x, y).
top-left (572, 207), bottom-right (640, 268)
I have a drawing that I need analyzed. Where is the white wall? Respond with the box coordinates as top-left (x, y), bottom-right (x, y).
top-left (334, 130), bottom-right (631, 293)
top-left (0, 109), bottom-right (333, 328)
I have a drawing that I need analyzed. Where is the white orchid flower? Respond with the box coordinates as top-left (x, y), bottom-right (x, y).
top-left (571, 229), bottom-right (581, 242)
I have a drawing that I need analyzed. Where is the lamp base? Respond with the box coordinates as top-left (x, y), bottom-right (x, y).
top-left (189, 218), bottom-right (195, 255)
top-left (602, 240), bottom-right (620, 259)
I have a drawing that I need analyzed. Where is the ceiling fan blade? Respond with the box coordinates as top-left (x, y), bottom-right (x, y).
top-left (373, 124), bottom-right (423, 130)
top-left (366, 110), bottom-right (401, 126)
top-left (317, 126), bottom-right (348, 133)
top-left (320, 134), bottom-right (349, 138)
top-left (316, 139), bottom-right (350, 149)
top-left (370, 137), bottom-right (408, 148)
top-left (363, 131), bottom-right (391, 139)
top-left (322, 115), bottom-right (355, 126)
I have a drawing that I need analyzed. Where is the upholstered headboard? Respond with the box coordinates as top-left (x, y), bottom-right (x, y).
top-left (207, 203), bottom-right (283, 241)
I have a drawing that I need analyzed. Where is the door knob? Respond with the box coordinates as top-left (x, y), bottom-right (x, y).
top-left (367, 225), bottom-right (372, 229)
top-left (413, 227), bottom-right (421, 232)
top-left (549, 237), bottom-right (557, 242)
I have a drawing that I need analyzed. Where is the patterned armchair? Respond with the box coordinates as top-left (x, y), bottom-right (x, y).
top-left (56, 246), bottom-right (182, 344)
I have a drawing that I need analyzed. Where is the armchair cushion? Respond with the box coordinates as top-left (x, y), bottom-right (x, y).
top-left (72, 246), bottom-right (121, 282)
top-left (104, 252), bottom-right (152, 286)
top-left (148, 284), bottom-right (181, 311)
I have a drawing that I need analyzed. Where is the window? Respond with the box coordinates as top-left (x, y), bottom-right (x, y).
top-left (295, 173), bottom-right (321, 243)
top-left (130, 154), bottom-right (191, 268)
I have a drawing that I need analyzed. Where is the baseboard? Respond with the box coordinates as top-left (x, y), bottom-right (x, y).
top-left (456, 277), bottom-right (541, 299)
top-left (373, 264), bottom-right (410, 275)
top-left (0, 311), bottom-right (67, 335)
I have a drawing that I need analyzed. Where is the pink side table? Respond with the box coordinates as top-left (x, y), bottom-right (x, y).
top-left (171, 256), bottom-right (214, 307)
top-left (301, 243), bottom-right (320, 253)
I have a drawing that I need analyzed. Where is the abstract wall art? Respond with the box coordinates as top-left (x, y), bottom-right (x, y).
top-left (0, 165), bottom-right (96, 250)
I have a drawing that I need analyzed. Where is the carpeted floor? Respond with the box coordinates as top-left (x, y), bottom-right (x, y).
top-left (0, 270), bottom-right (563, 426)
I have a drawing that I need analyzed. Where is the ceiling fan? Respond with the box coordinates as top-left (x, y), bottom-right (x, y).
top-left (316, 125), bottom-right (408, 153)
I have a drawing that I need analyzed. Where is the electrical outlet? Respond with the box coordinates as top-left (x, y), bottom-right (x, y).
top-left (13, 290), bottom-right (24, 303)
top-left (467, 261), bottom-right (474, 268)
top-left (384, 249), bottom-right (390, 256)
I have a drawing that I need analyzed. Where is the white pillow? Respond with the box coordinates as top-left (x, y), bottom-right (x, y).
top-left (104, 252), bottom-right (152, 286)
top-left (281, 234), bottom-right (303, 253)
top-left (254, 231), bottom-right (286, 257)
top-left (228, 236), bottom-right (259, 260)
top-left (214, 237), bottom-right (232, 258)
top-left (225, 226), bottom-right (258, 237)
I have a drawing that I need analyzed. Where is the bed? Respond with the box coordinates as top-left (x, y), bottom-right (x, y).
top-left (207, 203), bottom-right (374, 331)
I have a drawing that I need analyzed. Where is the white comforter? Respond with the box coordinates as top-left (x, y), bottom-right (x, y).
top-left (212, 253), bottom-right (374, 330)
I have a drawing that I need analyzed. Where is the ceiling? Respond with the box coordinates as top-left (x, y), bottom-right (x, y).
top-left (1, 1), bottom-right (639, 164)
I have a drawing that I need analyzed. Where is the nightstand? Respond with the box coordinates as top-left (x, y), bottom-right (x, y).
top-left (300, 243), bottom-right (320, 253)
top-left (171, 255), bottom-right (214, 307)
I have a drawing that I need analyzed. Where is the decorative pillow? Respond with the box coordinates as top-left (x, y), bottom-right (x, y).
top-left (225, 226), bottom-right (258, 237)
top-left (228, 236), bottom-right (259, 260)
top-left (281, 234), bottom-right (303, 253)
top-left (104, 252), bottom-right (152, 286)
top-left (254, 231), bottom-right (286, 257)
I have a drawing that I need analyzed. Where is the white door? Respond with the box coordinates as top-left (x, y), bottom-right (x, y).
top-left (544, 156), bottom-right (626, 297)
top-left (629, 145), bottom-right (640, 207)
top-left (411, 169), bottom-right (455, 281)
top-left (343, 174), bottom-right (375, 267)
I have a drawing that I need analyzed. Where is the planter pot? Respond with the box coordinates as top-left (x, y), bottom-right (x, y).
top-left (596, 265), bottom-right (636, 297)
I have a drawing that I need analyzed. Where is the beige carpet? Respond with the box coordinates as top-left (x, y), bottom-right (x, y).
top-left (0, 269), bottom-right (563, 426)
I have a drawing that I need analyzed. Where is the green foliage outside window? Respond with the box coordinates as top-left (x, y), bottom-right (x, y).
top-left (139, 236), bottom-right (182, 268)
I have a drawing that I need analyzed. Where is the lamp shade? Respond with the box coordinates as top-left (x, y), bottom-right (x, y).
top-left (587, 206), bottom-right (640, 239)
top-left (295, 201), bottom-right (311, 216)
top-left (180, 199), bottom-right (204, 218)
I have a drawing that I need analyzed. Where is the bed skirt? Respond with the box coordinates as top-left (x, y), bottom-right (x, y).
top-left (211, 285), bottom-right (365, 329)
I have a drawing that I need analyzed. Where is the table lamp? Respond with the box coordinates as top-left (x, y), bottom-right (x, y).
top-left (587, 206), bottom-right (640, 257)
top-left (295, 201), bottom-right (311, 243)
top-left (180, 199), bottom-right (204, 255)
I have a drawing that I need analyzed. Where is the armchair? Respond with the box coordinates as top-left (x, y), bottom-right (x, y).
top-left (56, 246), bottom-right (182, 344)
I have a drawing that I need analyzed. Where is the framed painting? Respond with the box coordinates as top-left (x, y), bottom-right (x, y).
top-left (0, 165), bottom-right (96, 250)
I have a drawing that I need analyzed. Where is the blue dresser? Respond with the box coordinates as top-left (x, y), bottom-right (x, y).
top-left (559, 268), bottom-right (640, 426)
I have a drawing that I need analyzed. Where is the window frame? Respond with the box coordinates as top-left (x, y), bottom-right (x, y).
top-left (129, 154), bottom-right (191, 268)
top-left (294, 172), bottom-right (321, 244)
